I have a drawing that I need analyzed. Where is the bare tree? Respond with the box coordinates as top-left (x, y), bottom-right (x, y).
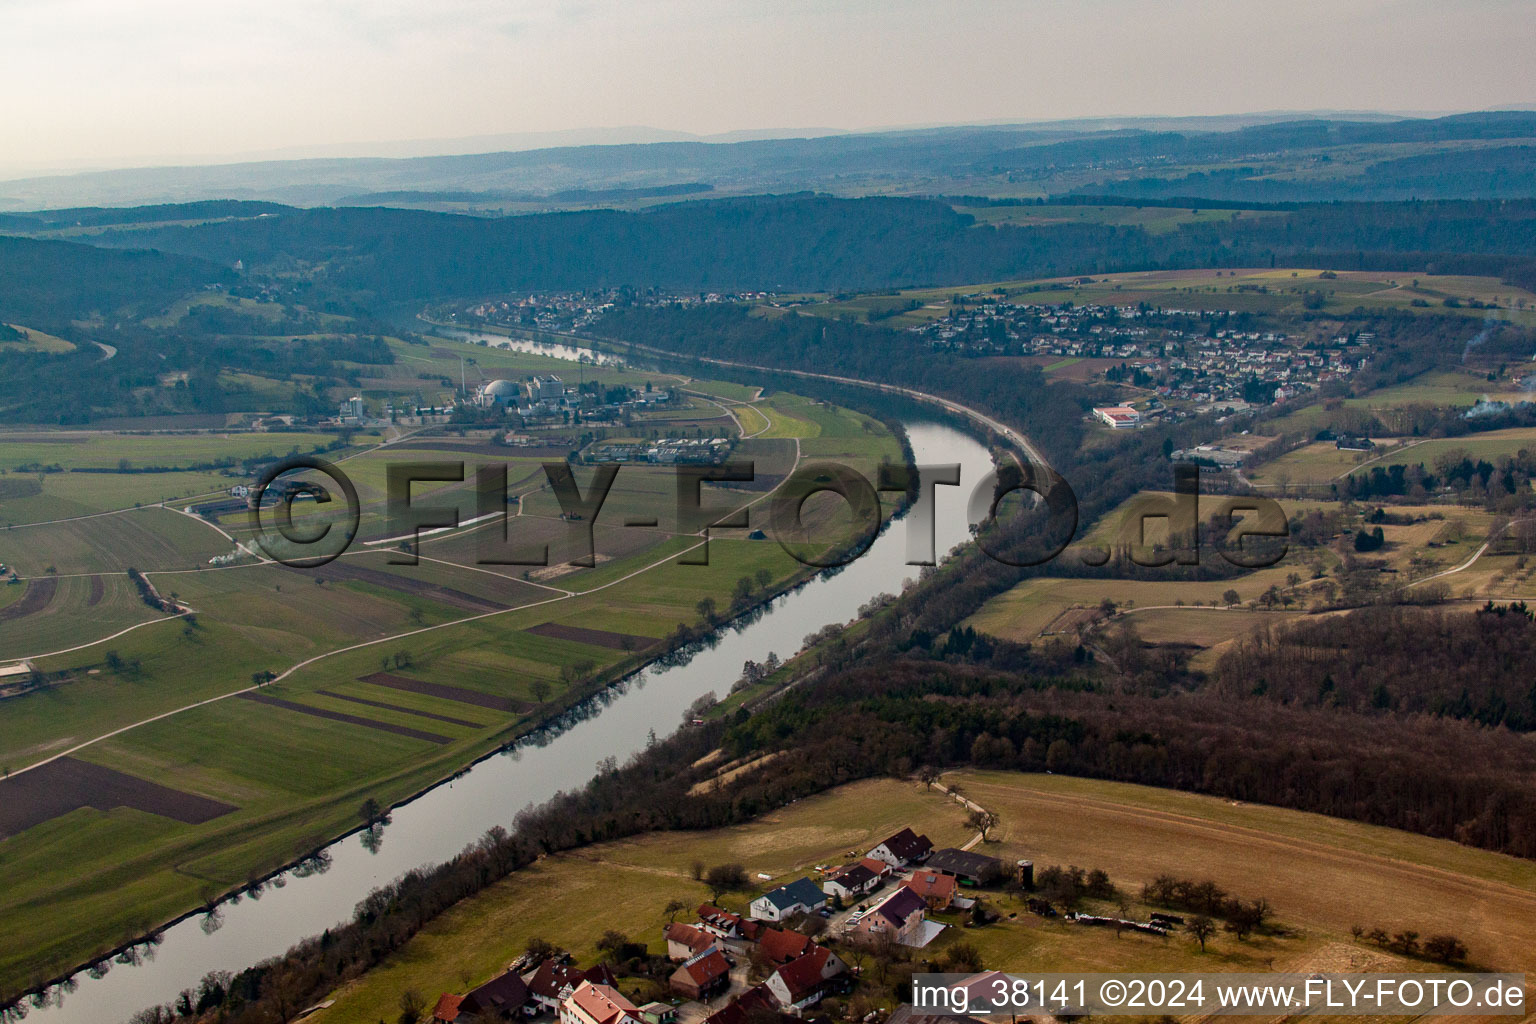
top-left (1187, 915), bottom-right (1217, 953)
top-left (966, 807), bottom-right (999, 841)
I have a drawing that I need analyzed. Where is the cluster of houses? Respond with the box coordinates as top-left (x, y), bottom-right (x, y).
top-left (912, 298), bottom-right (1373, 410)
top-left (454, 290), bottom-right (774, 336)
top-left (425, 828), bottom-right (1008, 1024)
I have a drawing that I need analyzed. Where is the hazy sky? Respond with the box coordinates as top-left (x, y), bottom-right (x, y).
top-left (3, 0), bottom-right (1534, 172)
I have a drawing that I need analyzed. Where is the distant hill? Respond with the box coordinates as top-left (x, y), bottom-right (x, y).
top-left (7, 111), bottom-right (1536, 210)
top-left (0, 234), bottom-right (230, 324)
top-left (89, 192), bottom-right (1536, 303)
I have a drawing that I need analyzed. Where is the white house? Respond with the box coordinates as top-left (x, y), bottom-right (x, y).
top-left (749, 877), bottom-right (827, 921)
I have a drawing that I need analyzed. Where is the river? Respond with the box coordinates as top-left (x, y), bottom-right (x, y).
top-left (26, 386), bottom-right (994, 1023)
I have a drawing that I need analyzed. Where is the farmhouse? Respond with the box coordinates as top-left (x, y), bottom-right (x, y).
top-left (867, 827), bottom-right (933, 868)
top-left (923, 848), bottom-right (1004, 885)
top-left (459, 969), bottom-right (531, 1018)
top-left (749, 877), bottom-right (827, 921)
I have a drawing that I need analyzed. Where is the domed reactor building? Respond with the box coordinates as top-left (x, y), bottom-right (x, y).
top-left (479, 379), bottom-right (522, 409)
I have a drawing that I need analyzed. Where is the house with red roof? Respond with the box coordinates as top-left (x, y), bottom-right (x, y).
top-left (664, 921), bottom-right (718, 962)
top-left (526, 961), bottom-right (619, 1014)
top-left (668, 948), bottom-right (731, 1000)
top-left (432, 992), bottom-right (466, 1023)
top-left (697, 902), bottom-right (763, 942)
top-left (703, 985), bottom-right (796, 1024)
top-left (763, 947), bottom-right (847, 1015)
top-left (756, 926), bottom-right (814, 967)
top-left (902, 869), bottom-right (959, 911)
top-left (561, 980), bottom-right (640, 1024)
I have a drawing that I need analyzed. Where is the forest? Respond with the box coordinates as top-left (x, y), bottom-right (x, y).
top-left (80, 192), bottom-right (1536, 302)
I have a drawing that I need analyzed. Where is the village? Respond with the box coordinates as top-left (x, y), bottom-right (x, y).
top-left (445, 290), bottom-right (775, 338)
top-left (912, 298), bottom-right (1373, 412)
top-left (409, 819), bottom-right (1204, 1024)
top-left (418, 826), bottom-right (1013, 1024)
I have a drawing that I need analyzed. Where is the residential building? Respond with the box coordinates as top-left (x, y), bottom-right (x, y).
top-left (749, 877), bottom-right (827, 921)
top-left (901, 870), bottom-right (959, 911)
top-left (821, 863), bottom-right (879, 901)
top-left (561, 981), bottom-right (640, 1024)
top-left (848, 887), bottom-right (930, 946)
top-left (697, 902), bottom-right (761, 941)
top-left (757, 927), bottom-right (815, 967)
top-left (664, 922), bottom-right (717, 962)
top-left (669, 948), bottom-right (731, 1000)
top-left (703, 986), bottom-right (795, 1024)
top-left (867, 827), bottom-right (933, 869)
top-left (526, 961), bottom-right (618, 1014)
top-left (763, 947), bottom-right (847, 1015)
top-left (459, 969), bottom-right (531, 1019)
top-left (433, 993), bottom-right (466, 1023)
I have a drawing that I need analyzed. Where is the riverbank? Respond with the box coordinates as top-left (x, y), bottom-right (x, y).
top-left (11, 408), bottom-right (984, 1024)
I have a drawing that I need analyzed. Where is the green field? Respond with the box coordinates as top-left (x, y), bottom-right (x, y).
top-left (0, 506), bottom-right (233, 576)
top-left (0, 573), bottom-right (158, 661)
top-left (0, 324), bottom-right (76, 354)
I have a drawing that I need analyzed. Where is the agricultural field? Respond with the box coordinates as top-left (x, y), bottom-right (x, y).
top-left (0, 430), bottom-right (368, 473)
top-left (0, 506), bottom-right (233, 576)
top-left (0, 374), bottom-right (904, 994)
top-left (775, 268), bottom-right (1536, 328)
top-left (303, 771), bottom-right (1536, 1024)
top-left (1000, 268), bottom-right (1536, 323)
top-left (966, 487), bottom-right (1502, 658)
top-left (1249, 429), bottom-right (1536, 488)
top-left (0, 324), bottom-right (75, 353)
top-left (0, 573), bottom-right (159, 661)
top-left (955, 203), bottom-right (1276, 234)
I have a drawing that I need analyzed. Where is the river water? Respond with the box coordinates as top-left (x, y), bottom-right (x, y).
top-left (27, 398), bottom-right (992, 1024)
